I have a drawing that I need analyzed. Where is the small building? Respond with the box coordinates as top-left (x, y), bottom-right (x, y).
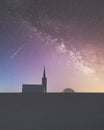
top-left (22, 67), bottom-right (47, 93)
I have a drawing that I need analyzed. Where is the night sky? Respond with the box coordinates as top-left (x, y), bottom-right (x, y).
top-left (1, 0), bottom-right (104, 92)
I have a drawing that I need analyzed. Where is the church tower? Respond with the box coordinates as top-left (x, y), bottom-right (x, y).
top-left (42, 67), bottom-right (47, 93)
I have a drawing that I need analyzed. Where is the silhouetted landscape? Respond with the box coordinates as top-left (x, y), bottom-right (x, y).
top-left (0, 93), bottom-right (104, 130)
top-left (1, 0), bottom-right (104, 129)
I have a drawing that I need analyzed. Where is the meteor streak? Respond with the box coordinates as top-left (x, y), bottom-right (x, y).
top-left (11, 45), bottom-right (24, 59)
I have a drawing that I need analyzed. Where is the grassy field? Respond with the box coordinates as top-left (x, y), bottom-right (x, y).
top-left (0, 93), bottom-right (104, 130)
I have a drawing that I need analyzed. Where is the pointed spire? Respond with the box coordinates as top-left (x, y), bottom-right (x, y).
top-left (43, 66), bottom-right (46, 78)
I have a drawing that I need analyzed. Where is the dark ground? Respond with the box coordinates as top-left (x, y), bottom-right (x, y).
top-left (0, 93), bottom-right (104, 130)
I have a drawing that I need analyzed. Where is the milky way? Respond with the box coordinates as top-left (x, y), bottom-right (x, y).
top-left (1, 0), bottom-right (104, 92)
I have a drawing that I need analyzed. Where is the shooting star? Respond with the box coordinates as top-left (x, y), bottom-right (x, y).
top-left (11, 45), bottom-right (24, 60)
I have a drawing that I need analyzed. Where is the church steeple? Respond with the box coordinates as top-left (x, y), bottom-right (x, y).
top-left (42, 66), bottom-right (47, 93)
top-left (43, 66), bottom-right (46, 78)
